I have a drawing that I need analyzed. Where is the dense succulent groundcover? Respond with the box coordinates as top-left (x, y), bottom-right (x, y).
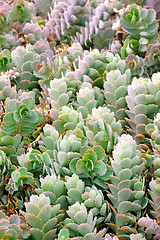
top-left (0, 0), bottom-right (160, 239)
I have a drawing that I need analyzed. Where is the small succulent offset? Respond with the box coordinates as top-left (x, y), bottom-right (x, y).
top-left (82, 185), bottom-right (110, 224)
top-left (144, 43), bottom-right (160, 74)
top-left (1, 97), bottom-right (43, 137)
top-left (121, 39), bottom-right (139, 59)
top-left (63, 202), bottom-right (106, 239)
top-left (39, 124), bottom-right (59, 158)
top-left (0, 71), bottom-right (14, 100)
top-left (65, 173), bottom-right (84, 204)
top-left (21, 193), bottom-right (64, 240)
top-left (120, 4), bottom-right (159, 52)
top-left (0, 210), bottom-right (30, 239)
top-left (138, 215), bottom-right (160, 239)
top-left (84, 106), bottom-right (122, 151)
top-left (51, 106), bottom-right (84, 133)
top-left (35, 174), bottom-right (68, 209)
top-left (6, 166), bottom-right (34, 194)
top-left (0, 49), bottom-right (11, 73)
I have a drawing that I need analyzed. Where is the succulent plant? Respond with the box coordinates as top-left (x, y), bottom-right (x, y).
top-left (107, 134), bottom-right (146, 237)
top-left (67, 42), bottom-right (83, 60)
top-left (50, 106), bottom-right (84, 134)
top-left (109, 40), bottom-right (121, 55)
top-left (82, 185), bottom-right (110, 224)
top-left (76, 83), bottom-right (99, 118)
top-left (63, 202), bottom-right (106, 239)
top-left (0, 28), bottom-right (23, 50)
top-left (138, 215), bottom-right (160, 239)
top-left (84, 106), bottom-right (122, 151)
top-left (70, 145), bottom-right (112, 189)
top-left (35, 174), bottom-right (68, 210)
top-left (21, 193), bottom-right (65, 240)
top-left (0, 210), bottom-right (30, 239)
top-left (125, 54), bottom-right (147, 78)
top-left (120, 4), bottom-right (159, 52)
top-left (9, 0), bottom-right (32, 23)
top-left (38, 124), bottom-right (59, 158)
top-left (6, 166), bottom-right (34, 194)
top-left (144, 43), bottom-right (160, 75)
top-left (103, 62), bottom-right (131, 126)
top-left (48, 77), bottom-right (72, 111)
top-left (0, 71), bottom-right (15, 100)
top-left (0, 132), bottom-right (26, 165)
top-left (11, 44), bottom-right (40, 90)
top-left (74, 49), bottom-right (111, 85)
top-left (121, 39), bottom-right (139, 59)
top-left (65, 173), bottom-right (85, 205)
top-left (1, 97), bottom-right (43, 137)
top-left (76, 2), bottom-right (116, 49)
top-left (0, 49), bottom-right (11, 73)
top-left (51, 130), bottom-right (87, 176)
top-left (0, 1), bottom-right (12, 34)
top-left (125, 74), bottom-right (160, 148)
top-left (18, 149), bottom-right (50, 174)
top-left (23, 22), bottom-right (45, 45)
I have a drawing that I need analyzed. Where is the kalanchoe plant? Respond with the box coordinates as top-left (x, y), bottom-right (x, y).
top-left (0, 210), bottom-right (30, 239)
top-left (51, 129), bottom-right (87, 176)
top-left (0, 133), bottom-right (25, 165)
top-left (125, 54), bottom-right (146, 78)
top-left (65, 173), bottom-right (85, 204)
top-left (18, 149), bottom-right (50, 174)
top-left (35, 173), bottom-right (68, 210)
top-left (63, 202), bottom-right (106, 239)
top-left (6, 166), bottom-right (34, 194)
top-left (9, 0), bottom-right (32, 23)
top-left (51, 106), bottom-right (84, 133)
top-left (0, 71), bottom-right (15, 100)
top-left (84, 106), bottom-right (122, 151)
top-left (0, 49), bottom-right (11, 73)
top-left (144, 43), bottom-right (160, 75)
top-left (103, 61), bottom-right (131, 126)
top-left (107, 134), bottom-right (146, 237)
top-left (120, 4), bottom-right (159, 52)
top-left (82, 185), bottom-right (110, 224)
top-left (0, 0), bottom-right (159, 238)
top-left (11, 44), bottom-right (39, 90)
top-left (38, 124), bottom-right (59, 158)
top-left (121, 39), bottom-right (139, 59)
top-left (1, 97), bottom-right (43, 137)
top-left (125, 73), bottom-right (160, 148)
top-left (70, 145), bottom-right (112, 189)
top-left (20, 193), bottom-right (65, 240)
